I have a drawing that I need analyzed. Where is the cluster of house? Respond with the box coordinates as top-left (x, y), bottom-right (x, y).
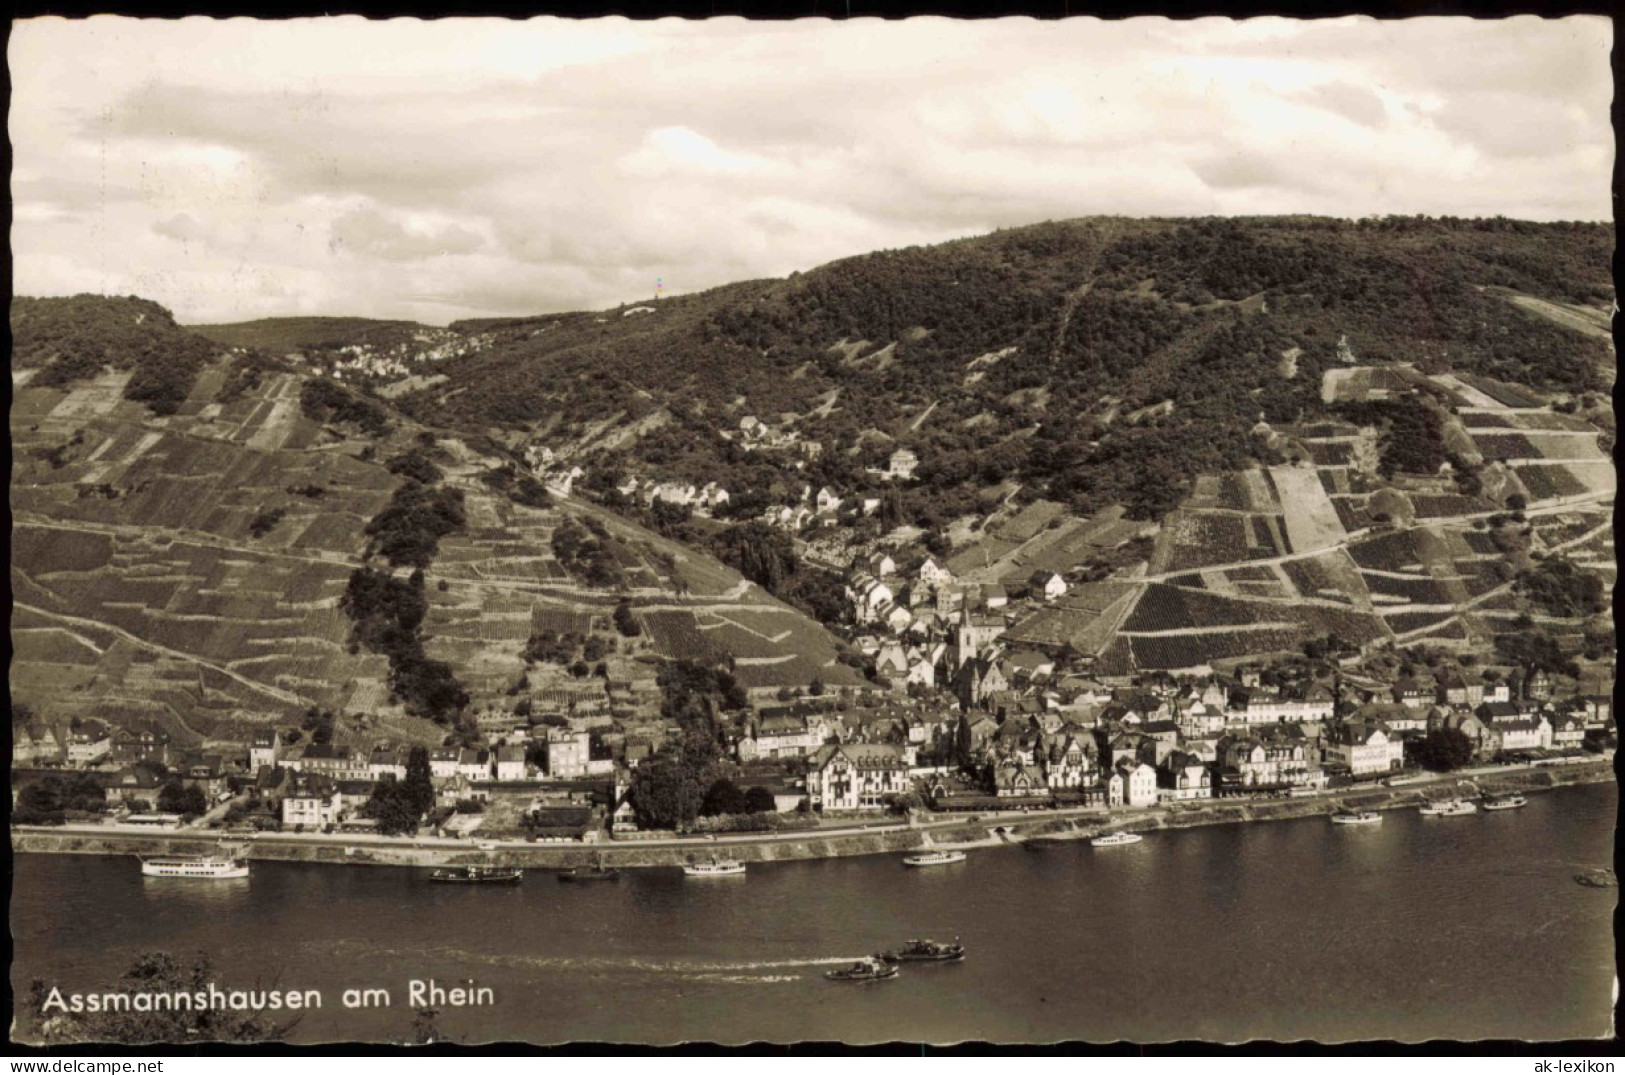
top-left (250, 729), bottom-right (617, 832)
top-left (942, 661), bottom-right (1611, 809)
top-left (615, 475), bottom-right (733, 514)
top-left (321, 331), bottom-right (489, 384)
top-left (844, 552), bottom-right (1068, 693)
top-left (11, 718), bottom-right (232, 812)
top-left (720, 415), bottom-right (823, 460)
top-left (13, 646), bottom-right (1611, 835)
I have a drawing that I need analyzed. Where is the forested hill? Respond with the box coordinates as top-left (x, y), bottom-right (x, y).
top-left (11, 295), bottom-right (229, 416)
top-left (191, 316), bottom-right (432, 354)
top-left (392, 215), bottom-right (1612, 523)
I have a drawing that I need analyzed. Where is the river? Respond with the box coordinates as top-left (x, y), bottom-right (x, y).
top-left (11, 782), bottom-right (1616, 1045)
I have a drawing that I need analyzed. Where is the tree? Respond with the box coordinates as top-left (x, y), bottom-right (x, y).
top-left (1411, 727), bottom-right (1474, 772)
top-left (613, 599), bottom-right (641, 637)
top-left (743, 785), bottom-right (779, 814)
top-left (701, 778), bottom-right (748, 817)
top-left (14, 780), bottom-right (65, 825)
top-left (157, 781), bottom-right (208, 817)
top-left (363, 782), bottom-right (422, 835)
top-left (403, 746), bottom-right (435, 817)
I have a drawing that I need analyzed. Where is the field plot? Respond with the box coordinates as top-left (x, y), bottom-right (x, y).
top-left (12, 526), bottom-right (114, 573)
top-left (46, 371), bottom-right (135, 423)
top-left (1121, 585), bottom-right (1292, 633)
top-left (1280, 549), bottom-right (1372, 604)
top-left (1160, 513), bottom-right (1251, 573)
top-left (1346, 528), bottom-right (1445, 573)
top-left (1407, 494), bottom-right (1493, 519)
top-left (696, 620), bottom-right (785, 659)
top-left (1469, 433), bottom-right (1542, 461)
top-left (1270, 462), bottom-right (1350, 555)
top-left (531, 607), bottom-right (596, 636)
top-left (1383, 610), bottom-right (1458, 635)
top-left (1460, 412), bottom-right (1516, 429)
top-left (1305, 442), bottom-right (1354, 466)
top-left (1553, 461), bottom-right (1615, 495)
top-left (1361, 573), bottom-right (1456, 605)
top-left (946, 535), bottom-right (1021, 577)
top-left (1130, 629), bottom-right (1303, 670)
top-left (992, 500), bottom-right (1068, 542)
top-left (639, 610), bottom-right (725, 662)
top-left (1452, 374), bottom-right (1544, 409)
top-left (1513, 412), bottom-right (1600, 433)
top-left (242, 376), bottom-right (305, 452)
top-left (1521, 432), bottom-right (1607, 460)
top-left (1004, 581), bottom-right (1139, 654)
top-left (1402, 618), bottom-right (1469, 642)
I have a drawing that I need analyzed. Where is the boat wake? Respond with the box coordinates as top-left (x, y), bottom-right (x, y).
top-left (328, 941), bottom-right (864, 980)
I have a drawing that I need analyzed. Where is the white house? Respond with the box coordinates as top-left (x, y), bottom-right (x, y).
top-left (66, 724), bottom-right (113, 767)
top-left (805, 743), bottom-right (909, 812)
top-left (456, 748), bottom-right (493, 782)
top-left (367, 746), bottom-right (407, 782)
top-left (1108, 759), bottom-right (1159, 808)
top-left (1157, 752), bottom-right (1213, 802)
top-left (919, 558), bottom-right (953, 588)
top-left (547, 730), bottom-right (592, 778)
top-left (1029, 571), bottom-right (1068, 602)
top-left (906, 657), bottom-right (936, 689)
top-left (888, 448), bottom-right (919, 481)
top-left (249, 730), bottom-right (283, 771)
top-left (869, 552), bottom-right (898, 578)
top-left (815, 487), bottom-right (843, 514)
top-left (429, 749), bottom-right (460, 780)
top-left (1325, 722), bottom-right (1405, 776)
top-left (495, 745), bottom-right (528, 781)
top-left (282, 790), bottom-right (340, 829)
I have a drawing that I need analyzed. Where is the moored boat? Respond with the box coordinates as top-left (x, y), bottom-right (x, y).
top-left (1023, 837), bottom-right (1068, 851)
top-left (1419, 799), bottom-right (1478, 817)
top-left (1482, 794), bottom-right (1528, 811)
top-left (824, 957), bottom-right (899, 982)
top-left (879, 938), bottom-right (965, 964)
top-left (139, 853), bottom-right (250, 879)
top-left (1331, 811), bottom-right (1381, 825)
top-left (902, 849), bottom-right (967, 867)
top-left (1091, 832), bottom-right (1143, 847)
top-left (683, 857), bottom-right (747, 877)
top-left (429, 865), bottom-right (522, 884)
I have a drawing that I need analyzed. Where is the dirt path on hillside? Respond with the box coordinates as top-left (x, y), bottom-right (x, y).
top-left (13, 598), bottom-right (314, 707)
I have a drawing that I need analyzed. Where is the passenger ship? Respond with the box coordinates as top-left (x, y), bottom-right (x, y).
top-left (1419, 798), bottom-right (1478, 817)
top-left (139, 852), bottom-right (250, 879)
top-left (683, 857), bottom-right (747, 877)
top-left (902, 849), bottom-right (967, 867)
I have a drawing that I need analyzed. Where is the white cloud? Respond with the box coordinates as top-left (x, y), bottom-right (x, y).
top-left (8, 14), bottom-right (1612, 325)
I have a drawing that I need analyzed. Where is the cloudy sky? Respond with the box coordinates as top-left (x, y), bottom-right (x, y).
top-left (10, 16), bottom-right (1613, 325)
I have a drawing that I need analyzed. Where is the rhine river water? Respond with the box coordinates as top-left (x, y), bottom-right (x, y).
top-left (12, 783), bottom-right (1617, 1045)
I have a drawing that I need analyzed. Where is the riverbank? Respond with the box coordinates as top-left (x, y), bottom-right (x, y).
top-left (11, 759), bottom-right (1614, 870)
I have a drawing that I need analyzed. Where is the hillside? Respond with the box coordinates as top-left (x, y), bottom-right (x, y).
top-left (11, 216), bottom-right (1615, 740)
top-left (387, 215), bottom-right (1612, 528)
top-left (10, 307), bottom-right (867, 750)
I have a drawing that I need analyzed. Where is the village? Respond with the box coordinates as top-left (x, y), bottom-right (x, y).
top-left (12, 560), bottom-right (1614, 844)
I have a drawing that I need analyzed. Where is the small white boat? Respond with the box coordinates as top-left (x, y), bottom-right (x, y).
top-left (1331, 812), bottom-right (1382, 825)
top-left (683, 857), bottom-right (747, 877)
top-left (1419, 799), bottom-right (1478, 817)
top-left (139, 853), bottom-right (250, 879)
top-left (1482, 794), bottom-right (1528, 811)
top-left (1091, 832), bottom-right (1143, 847)
top-left (902, 849), bottom-right (967, 867)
